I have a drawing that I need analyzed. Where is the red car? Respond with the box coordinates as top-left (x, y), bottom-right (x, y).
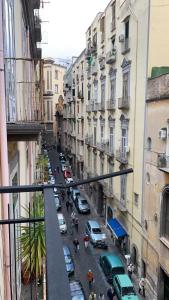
top-left (63, 170), bottom-right (71, 179)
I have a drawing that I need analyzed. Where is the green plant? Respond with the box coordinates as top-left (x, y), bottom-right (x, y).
top-left (19, 193), bottom-right (45, 282)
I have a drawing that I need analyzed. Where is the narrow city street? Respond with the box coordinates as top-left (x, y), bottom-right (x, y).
top-left (48, 147), bottom-right (145, 300)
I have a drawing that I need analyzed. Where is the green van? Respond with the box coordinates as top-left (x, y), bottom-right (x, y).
top-left (113, 274), bottom-right (139, 300)
top-left (99, 253), bottom-right (125, 283)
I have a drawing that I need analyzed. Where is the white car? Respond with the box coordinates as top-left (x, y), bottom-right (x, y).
top-left (65, 178), bottom-right (74, 184)
top-left (57, 213), bottom-right (67, 233)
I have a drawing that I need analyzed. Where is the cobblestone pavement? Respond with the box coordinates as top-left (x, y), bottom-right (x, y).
top-left (48, 148), bottom-right (150, 300)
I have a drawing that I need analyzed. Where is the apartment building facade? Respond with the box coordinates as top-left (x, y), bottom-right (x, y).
top-left (43, 58), bottom-right (66, 141)
top-left (143, 73), bottom-right (169, 300)
top-left (0, 0), bottom-right (43, 298)
top-left (63, 1), bottom-right (169, 298)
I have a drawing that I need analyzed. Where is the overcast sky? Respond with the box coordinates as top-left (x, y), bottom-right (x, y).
top-left (40, 0), bottom-right (109, 63)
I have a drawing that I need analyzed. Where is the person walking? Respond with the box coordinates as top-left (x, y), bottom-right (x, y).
top-left (98, 293), bottom-right (105, 300)
top-left (88, 291), bottom-right (96, 300)
top-left (107, 287), bottom-right (115, 300)
top-left (66, 200), bottom-right (70, 211)
top-left (73, 238), bottom-right (79, 253)
top-left (57, 166), bottom-right (60, 173)
top-left (71, 211), bottom-right (76, 223)
top-left (87, 269), bottom-right (94, 290)
top-left (67, 189), bottom-right (71, 199)
top-left (139, 278), bottom-right (146, 297)
top-left (127, 263), bottom-right (134, 279)
top-left (69, 201), bottom-right (73, 211)
top-left (84, 234), bottom-right (90, 249)
top-left (74, 217), bottom-right (79, 232)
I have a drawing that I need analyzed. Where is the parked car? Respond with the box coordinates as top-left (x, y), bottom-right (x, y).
top-left (63, 245), bottom-right (74, 276)
top-left (69, 280), bottom-right (85, 300)
top-left (63, 170), bottom-right (71, 179)
top-left (99, 253), bottom-right (125, 283)
top-left (54, 194), bottom-right (61, 211)
top-left (75, 196), bottom-right (90, 214)
top-left (53, 187), bottom-right (58, 194)
top-left (71, 188), bottom-right (81, 202)
top-left (113, 274), bottom-right (139, 300)
top-left (65, 177), bottom-right (74, 184)
top-left (85, 220), bottom-right (107, 249)
top-left (57, 213), bottom-right (67, 233)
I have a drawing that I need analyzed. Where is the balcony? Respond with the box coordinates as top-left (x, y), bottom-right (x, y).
top-left (118, 200), bottom-right (127, 212)
top-left (105, 144), bottom-right (114, 157)
top-left (78, 91), bottom-right (84, 100)
top-left (98, 102), bottom-right (105, 111)
top-left (97, 141), bottom-right (107, 152)
top-left (157, 153), bottom-right (169, 173)
top-left (121, 38), bottom-right (130, 54)
top-left (103, 182), bottom-right (114, 198)
top-left (86, 104), bottom-right (92, 112)
top-left (85, 134), bottom-right (93, 145)
top-left (99, 57), bottom-right (105, 70)
top-left (91, 62), bottom-right (97, 75)
top-left (116, 148), bottom-right (128, 164)
top-left (34, 16), bottom-right (42, 42)
top-left (106, 100), bottom-right (116, 110)
top-left (43, 90), bottom-right (54, 97)
top-left (87, 66), bottom-right (91, 79)
top-left (7, 121), bottom-right (45, 141)
top-left (91, 102), bottom-right (98, 112)
top-left (106, 49), bottom-right (116, 64)
top-left (90, 43), bottom-right (97, 54)
top-left (118, 97), bottom-right (130, 109)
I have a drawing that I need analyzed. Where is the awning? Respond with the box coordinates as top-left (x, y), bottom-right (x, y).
top-left (107, 218), bottom-right (127, 239)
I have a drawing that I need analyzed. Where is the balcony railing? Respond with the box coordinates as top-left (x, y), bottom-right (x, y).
top-left (43, 90), bottom-right (54, 96)
top-left (118, 97), bottom-right (130, 109)
top-left (106, 100), bottom-right (116, 110)
top-left (99, 57), bottom-right (105, 70)
top-left (34, 16), bottom-right (42, 42)
top-left (86, 104), bottom-right (92, 112)
top-left (116, 148), bottom-right (128, 164)
top-left (121, 38), bottom-right (130, 54)
top-left (157, 153), bottom-right (169, 172)
top-left (97, 141), bottom-right (106, 152)
top-left (106, 49), bottom-right (116, 64)
top-left (98, 102), bottom-right (105, 111)
top-left (85, 134), bottom-right (93, 145)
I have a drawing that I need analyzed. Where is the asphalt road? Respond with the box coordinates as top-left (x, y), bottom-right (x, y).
top-left (48, 148), bottom-right (118, 300)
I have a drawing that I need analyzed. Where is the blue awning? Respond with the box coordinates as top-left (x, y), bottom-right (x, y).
top-left (107, 218), bottom-right (127, 239)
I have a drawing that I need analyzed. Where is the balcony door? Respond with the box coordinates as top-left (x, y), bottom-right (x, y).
top-left (121, 128), bottom-right (128, 158)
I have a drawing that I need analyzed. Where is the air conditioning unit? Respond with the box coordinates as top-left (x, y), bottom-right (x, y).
top-left (119, 34), bottom-right (125, 42)
top-left (159, 128), bottom-right (167, 140)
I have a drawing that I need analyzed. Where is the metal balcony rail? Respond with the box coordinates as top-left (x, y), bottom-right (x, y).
top-left (116, 148), bottom-right (128, 164)
top-left (106, 49), bottom-right (116, 64)
top-left (106, 100), bottom-right (116, 110)
top-left (118, 97), bottom-right (130, 109)
top-left (0, 168), bottom-right (133, 299)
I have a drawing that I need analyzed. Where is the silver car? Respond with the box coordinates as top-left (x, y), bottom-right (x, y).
top-left (85, 220), bottom-right (108, 249)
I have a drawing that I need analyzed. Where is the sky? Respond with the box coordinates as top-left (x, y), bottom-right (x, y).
top-left (40, 0), bottom-right (110, 63)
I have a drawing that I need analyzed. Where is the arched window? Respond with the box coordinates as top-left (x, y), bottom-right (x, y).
top-left (147, 137), bottom-right (152, 150)
top-left (161, 189), bottom-right (169, 240)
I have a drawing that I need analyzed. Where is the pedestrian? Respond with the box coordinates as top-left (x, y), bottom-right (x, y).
top-left (71, 211), bottom-right (76, 223)
top-left (99, 293), bottom-right (105, 300)
top-left (107, 287), bottom-right (115, 300)
top-left (74, 217), bottom-right (79, 232)
top-left (127, 263), bottom-right (134, 279)
top-left (73, 238), bottom-right (79, 253)
top-left (84, 234), bottom-right (90, 249)
top-left (69, 201), bottom-right (73, 211)
top-left (61, 190), bottom-right (65, 201)
top-left (57, 166), bottom-right (60, 173)
top-left (88, 291), bottom-right (96, 300)
top-left (66, 200), bottom-right (70, 211)
top-left (67, 189), bottom-right (71, 199)
top-left (139, 278), bottom-right (146, 297)
top-left (87, 269), bottom-right (94, 290)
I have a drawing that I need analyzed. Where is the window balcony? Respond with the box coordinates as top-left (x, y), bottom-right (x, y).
top-left (157, 153), bottom-right (169, 173)
top-left (86, 104), bottom-right (92, 112)
top-left (106, 100), bottom-right (116, 110)
top-left (85, 134), bottom-right (93, 145)
top-left (43, 90), bottom-right (54, 97)
top-left (98, 102), bottom-right (105, 111)
top-left (97, 140), bottom-right (108, 152)
top-left (105, 144), bottom-right (114, 157)
top-left (91, 62), bottom-right (97, 75)
top-left (116, 148), bottom-right (128, 164)
top-left (106, 49), bottom-right (116, 64)
top-left (121, 38), bottom-right (130, 54)
top-left (118, 97), bottom-right (130, 109)
top-left (7, 121), bottom-right (45, 141)
top-left (99, 57), bottom-right (106, 70)
top-left (34, 16), bottom-right (42, 42)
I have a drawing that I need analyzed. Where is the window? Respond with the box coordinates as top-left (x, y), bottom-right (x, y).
top-left (46, 100), bottom-right (53, 121)
top-left (121, 174), bottom-right (127, 203)
top-left (146, 172), bottom-right (150, 184)
top-left (55, 84), bottom-right (58, 94)
top-left (94, 127), bottom-right (97, 146)
top-left (147, 137), bottom-right (152, 150)
top-left (110, 77), bottom-right (116, 102)
top-left (121, 127), bottom-right (128, 159)
top-left (122, 71), bottom-right (130, 100)
top-left (161, 189), bottom-right (169, 240)
top-left (112, 2), bottom-right (116, 30)
top-left (125, 19), bottom-right (129, 40)
top-left (112, 37), bottom-right (115, 49)
top-left (101, 81), bottom-right (105, 106)
top-left (100, 124), bottom-right (104, 143)
top-left (94, 81), bottom-right (98, 102)
top-left (109, 126), bottom-right (115, 153)
top-left (55, 70), bottom-right (58, 80)
top-left (134, 193), bottom-right (139, 206)
top-left (88, 88), bottom-right (91, 101)
top-left (100, 17), bottom-right (105, 42)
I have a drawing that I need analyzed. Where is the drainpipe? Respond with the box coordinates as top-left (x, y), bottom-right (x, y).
top-left (0, 0), bottom-right (11, 299)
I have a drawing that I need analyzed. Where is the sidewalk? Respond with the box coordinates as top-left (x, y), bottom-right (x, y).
top-left (78, 183), bottom-right (151, 300)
